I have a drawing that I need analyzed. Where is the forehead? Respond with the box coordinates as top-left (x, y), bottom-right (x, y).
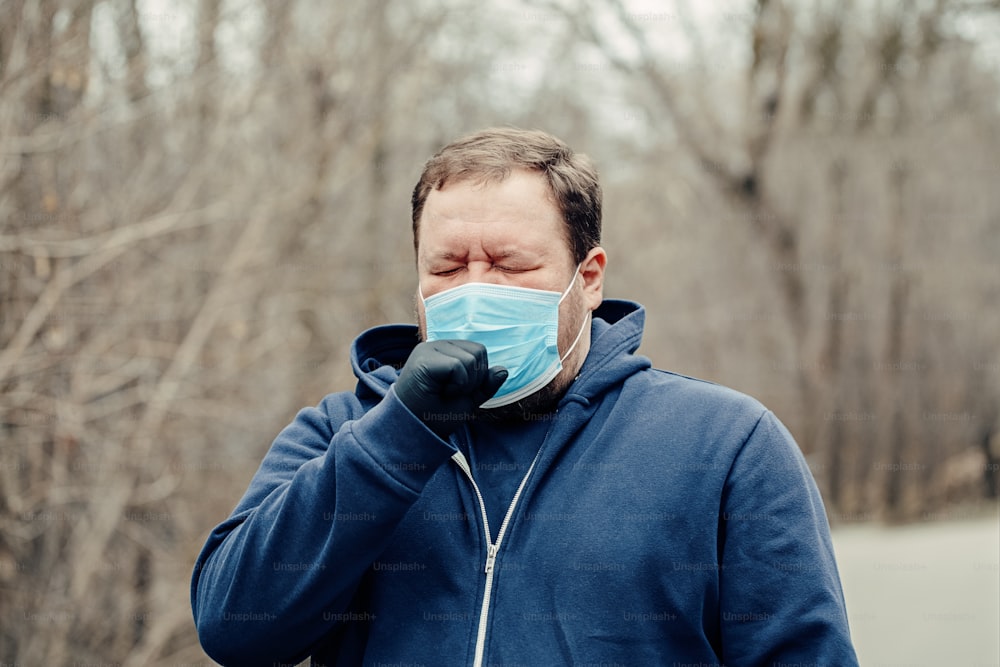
top-left (417, 170), bottom-right (570, 258)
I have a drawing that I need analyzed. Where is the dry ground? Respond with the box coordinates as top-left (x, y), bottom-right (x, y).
top-left (831, 508), bottom-right (1000, 667)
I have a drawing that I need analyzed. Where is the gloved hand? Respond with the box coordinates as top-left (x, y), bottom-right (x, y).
top-left (394, 340), bottom-right (508, 438)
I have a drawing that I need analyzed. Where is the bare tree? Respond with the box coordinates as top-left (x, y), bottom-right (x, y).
top-left (534, 0), bottom-right (1000, 520)
top-left (2, 0), bottom-right (998, 662)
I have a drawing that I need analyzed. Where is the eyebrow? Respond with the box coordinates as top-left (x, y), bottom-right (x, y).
top-left (488, 248), bottom-right (520, 260)
top-left (428, 248), bottom-right (524, 263)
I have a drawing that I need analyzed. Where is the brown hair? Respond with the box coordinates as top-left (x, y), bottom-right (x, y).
top-left (411, 127), bottom-right (602, 264)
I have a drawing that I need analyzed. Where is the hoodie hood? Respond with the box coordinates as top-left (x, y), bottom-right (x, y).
top-left (349, 299), bottom-right (651, 408)
top-left (350, 324), bottom-right (419, 407)
top-left (564, 299), bottom-right (651, 406)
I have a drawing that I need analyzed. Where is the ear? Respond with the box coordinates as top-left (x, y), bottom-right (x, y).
top-left (579, 247), bottom-right (607, 311)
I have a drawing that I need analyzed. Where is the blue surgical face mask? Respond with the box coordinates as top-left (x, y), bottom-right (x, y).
top-left (420, 266), bottom-right (589, 408)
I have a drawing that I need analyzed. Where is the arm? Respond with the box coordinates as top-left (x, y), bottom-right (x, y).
top-left (718, 411), bottom-right (859, 666)
top-left (190, 339), bottom-right (506, 665)
top-left (190, 388), bottom-right (452, 665)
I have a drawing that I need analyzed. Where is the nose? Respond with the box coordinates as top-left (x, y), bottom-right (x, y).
top-left (465, 260), bottom-right (498, 284)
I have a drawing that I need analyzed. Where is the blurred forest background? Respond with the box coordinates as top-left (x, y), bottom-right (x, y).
top-left (1, 0), bottom-right (999, 663)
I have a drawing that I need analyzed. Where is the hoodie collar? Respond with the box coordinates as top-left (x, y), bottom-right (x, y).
top-left (560, 299), bottom-right (651, 407)
top-left (350, 324), bottom-right (419, 406)
top-left (349, 299), bottom-right (651, 407)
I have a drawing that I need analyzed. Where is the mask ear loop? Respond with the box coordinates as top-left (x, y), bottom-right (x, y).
top-left (558, 263), bottom-right (590, 363)
top-left (559, 310), bottom-right (591, 363)
top-left (558, 263), bottom-right (584, 305)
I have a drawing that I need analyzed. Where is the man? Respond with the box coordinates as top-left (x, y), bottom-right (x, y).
top-left (191, 128), bottom-right (859, 666)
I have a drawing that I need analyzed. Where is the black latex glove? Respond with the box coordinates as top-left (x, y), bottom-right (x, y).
top-left (394, 340), bottom-right (508, 438)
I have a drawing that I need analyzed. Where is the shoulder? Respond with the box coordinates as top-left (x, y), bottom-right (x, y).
top-left (278, 390), bottom-right (367, 443)
top-left (611, 367), bottom-right (776, 460)
top-left (633, 367), bottom-right (766, 417)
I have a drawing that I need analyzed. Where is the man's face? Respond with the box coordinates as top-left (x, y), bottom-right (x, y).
top-left (415, 169), bottom-right (606, 416)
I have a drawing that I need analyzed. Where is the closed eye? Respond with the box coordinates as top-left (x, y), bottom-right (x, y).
top-left (495, 263), bottom-right (538, 273)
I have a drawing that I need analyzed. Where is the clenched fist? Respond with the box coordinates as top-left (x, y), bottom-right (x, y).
top-left (394, 340), bottom-right (508, 437)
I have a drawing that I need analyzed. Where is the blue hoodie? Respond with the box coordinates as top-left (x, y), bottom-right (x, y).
top-left (191, 300), bottom-right (858, 666)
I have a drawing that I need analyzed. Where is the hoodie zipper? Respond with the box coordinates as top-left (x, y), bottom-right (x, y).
top-left (452, 449), bottom-right (542, 667)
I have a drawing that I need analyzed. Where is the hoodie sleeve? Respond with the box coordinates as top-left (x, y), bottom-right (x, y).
top-left (190, 386), bottom-right (455, 666)
top-left (717, 410), bottom-right (859, 666)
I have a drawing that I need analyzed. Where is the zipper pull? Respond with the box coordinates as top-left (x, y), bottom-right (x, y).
top-left (484, 544), bottom-right (497, 574)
